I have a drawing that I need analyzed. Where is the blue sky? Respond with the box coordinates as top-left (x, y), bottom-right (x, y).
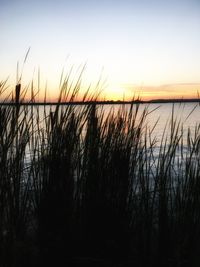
top-left (1, 0), bottom-right (200, 100)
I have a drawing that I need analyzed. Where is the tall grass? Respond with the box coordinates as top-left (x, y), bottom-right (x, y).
top-left (0, 76), bottom-right (200, 266)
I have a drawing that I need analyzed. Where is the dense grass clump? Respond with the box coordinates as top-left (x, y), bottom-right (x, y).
top-left (0, 78), bottom-right (200, 267)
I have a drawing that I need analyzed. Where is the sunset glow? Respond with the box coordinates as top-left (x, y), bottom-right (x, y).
top-left (1, 0), bottom-right (200, 101)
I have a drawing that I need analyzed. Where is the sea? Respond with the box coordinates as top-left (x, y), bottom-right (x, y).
top-left (33, 102), bottom-right (200, 141)
top-left (5, 101), bottom-right (200, 185)
top-left (10, 101), bottom-right (200, 163)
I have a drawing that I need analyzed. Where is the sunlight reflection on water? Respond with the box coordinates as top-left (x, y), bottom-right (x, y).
top-left (23, 102), bottom-right (200, 161)
top-left (35, 102), bottom-right (200, 140)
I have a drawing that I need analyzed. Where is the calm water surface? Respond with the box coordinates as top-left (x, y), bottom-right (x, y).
top-left (35, 102), bottom-right (200, 144)
top-left (101, 103), bottom-right (200, 142)
top-left (22, 102), bottom-right (200, 173)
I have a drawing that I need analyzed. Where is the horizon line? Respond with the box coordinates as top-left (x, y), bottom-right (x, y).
top-left (1, 98), bottom-right (200, 105)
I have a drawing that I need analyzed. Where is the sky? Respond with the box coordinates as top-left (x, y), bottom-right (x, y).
top-left (0, 0), bottom-right (200, 100)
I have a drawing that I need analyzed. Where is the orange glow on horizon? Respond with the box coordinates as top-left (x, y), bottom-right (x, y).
top-left (1, 77), bottom-right (200, 103)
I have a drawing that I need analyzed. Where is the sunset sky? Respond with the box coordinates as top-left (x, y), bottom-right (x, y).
top-left (0, 0), bottom-right (200, 100)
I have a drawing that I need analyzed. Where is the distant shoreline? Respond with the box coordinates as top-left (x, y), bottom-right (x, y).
top-left (0, 98), bottom-right (200, 105)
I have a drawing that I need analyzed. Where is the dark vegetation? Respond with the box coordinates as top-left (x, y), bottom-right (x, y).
top-left (0, 77), bottom-right (200, 267)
